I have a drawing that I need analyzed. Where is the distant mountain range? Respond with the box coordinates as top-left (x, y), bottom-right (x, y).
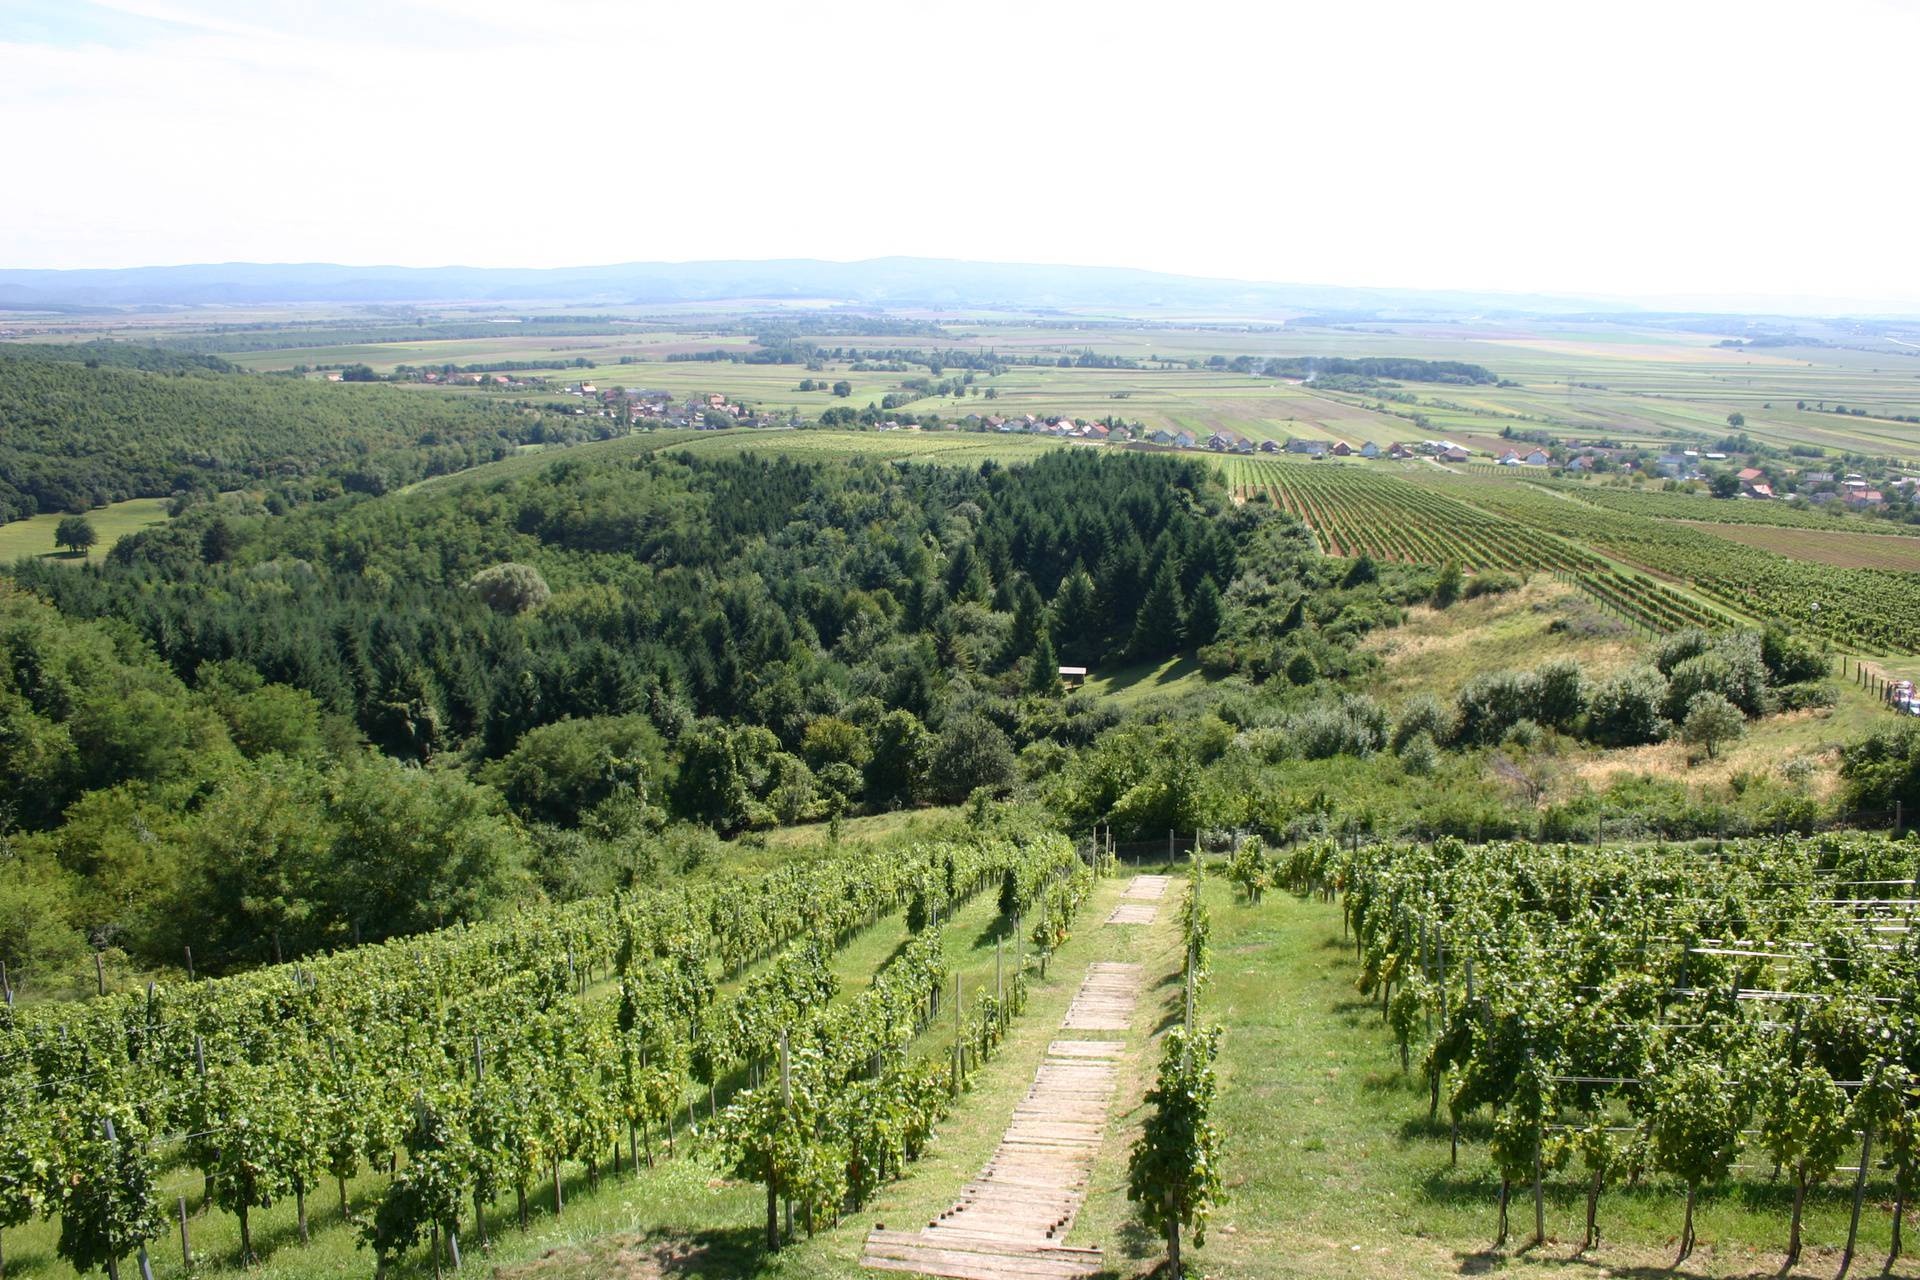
top-left (0, 257), bottom-right (1622, 316)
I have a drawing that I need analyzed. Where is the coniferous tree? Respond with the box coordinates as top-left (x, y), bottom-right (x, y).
top-left (1049, 563), bottom-right (1099, 661)
top-left (998, 577), bottom-right (1046, 668)
top-left (1185, 577), bottom-right (1224, 646)
top-left (1027, 633), bottom-right (1063, 696)
top-left (1129, 560), bottom-right (1186, 660)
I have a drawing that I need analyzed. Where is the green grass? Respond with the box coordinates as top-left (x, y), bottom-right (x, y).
top-left (1172, 880), bottom-right (1918, 1279)
top-left (0, 496), bottom-right (171, 564)
top-left (1081, 655), bottom-right (1216, 708)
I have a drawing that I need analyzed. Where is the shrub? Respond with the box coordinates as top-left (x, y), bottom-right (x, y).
top-left (1454, 670), bottom-right (1537, 745)
top-left (1532, 657), bottom-right (1588, 730)
top-left (1587, 665), bottom-right (1671, 747)
top-left (1680, 692), bottom-right (1745, 760)
top-left (1392, 693), bottom-right (1457, 751)
top-left (1839, 725), bottom-right (1920, 819)
top-left (1463, 571), bottom-right (1520, 600)
top-left (928, 713), bottom-right (1016, 802)
top-left (1400, 731), bottom-right (1440, 776)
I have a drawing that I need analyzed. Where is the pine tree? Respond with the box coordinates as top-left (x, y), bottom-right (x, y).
top-left (1185, 577), bottom-right (1224, 646)
top-left (1027, 633), bottom-right (1063, 696)
top-left (1129, 561), bottom-right (1186, 660)
top-left (999, 577), bottom-right (1046, 668)
top-left (1049, 563), bottom-right (1098, 662)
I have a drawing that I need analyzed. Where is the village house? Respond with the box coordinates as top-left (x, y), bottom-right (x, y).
top-left (1359, 440), bottom-right (1381, 458)
top-left (1440, 445), bottom-right (1471, 463)
top-left (1524, 448), bottom-right (1551, 466)
top-left (1259, 439), bottom-right (1281, 453)
top-left (1329, 440), bottom-right (1353, 457)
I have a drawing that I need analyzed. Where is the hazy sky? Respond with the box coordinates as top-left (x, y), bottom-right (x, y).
top-left (5, 0), bottom-right (1918, 307)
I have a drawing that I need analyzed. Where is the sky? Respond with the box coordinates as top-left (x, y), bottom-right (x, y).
top-left (4, 0), bottom-right (1920, 309)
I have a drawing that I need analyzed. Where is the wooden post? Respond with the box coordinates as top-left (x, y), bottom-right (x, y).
top-left (471, 1038), bottom-right (487, 1245)
top-left (1533, 1122), bottom-right (1545, 1246)
top-left (1841, 1125), bottom-right (1873, 1276)
top-left (0, 961), bottom-right (11, 1008)
top-left (95, 951), bottom-right (105, 997)
top-left (183, 946), bottom-right (193, 981)
top-left (953, 974), bottom-right (963, 1092)
top-left (178, 1196), bottom-right (191, 1269)
top-left (779, 1030), bottom-right (792, 1244)
top-left (99, 1118), bottom-right (122, 1280)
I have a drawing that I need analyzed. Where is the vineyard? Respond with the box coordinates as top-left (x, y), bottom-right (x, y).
top-left (1281, 832), bottom-right (1920, 1270)
top-left (0, 826), bottom-right (1096, 1278)
top-left (1221, 459), bottom-right (1735, 636)
top-left (1223, 458), bottom-right (1604, 573)
top-left (1549, 480), bottom-right (1920, 538)
top-left (1437, 478), bottom-right (1920, 654)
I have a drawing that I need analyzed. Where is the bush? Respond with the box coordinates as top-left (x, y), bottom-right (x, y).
top-left (1392, 694), bottom-right (1457, 751)
top-left (1430, 560), bottom-right (1463, 609)
top-left (1761, 622), bottom-right (1828, 686)
top-left (1680, 692), bottom-right (1745, 760)
top-left (1839, 725), bottom-right (1920, 818)
top-left (1586, 665), bottom-right (1670, 747)
top-left (1532, 657), bottom-right (1588, 730)
top-left (1400, 731), bottom-right (1440, 776)
top-left (1463, 571), bottom-right (1520, 600)
top-left (485, 715), bottom-right (668, 826)
top-left (1454, 670), bottom-right (1538, 745)
top-left (928, 713), bottom-right (1016, 802)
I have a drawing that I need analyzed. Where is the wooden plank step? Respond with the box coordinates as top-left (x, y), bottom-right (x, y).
top-left (863, 1248), bottom-right (1103, 1280)
top-left (863, 1249), bottom-right (1102, 1280)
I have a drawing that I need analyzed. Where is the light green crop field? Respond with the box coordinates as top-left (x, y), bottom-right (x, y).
top-left (46, 305), bottom-right (1920, 460)
top-left (0, 496), bottom-right (171, 563)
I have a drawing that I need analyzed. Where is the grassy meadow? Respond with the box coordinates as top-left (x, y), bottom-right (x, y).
top-left (0, 496), bottom-right (171, 563)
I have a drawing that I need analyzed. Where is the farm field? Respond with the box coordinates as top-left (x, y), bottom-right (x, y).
top-left (0, 495), bottom-right (170, 563)
top-left (1411, 469), bottom-right (1920, 654)
top-left (1683, 520), bottom-right (1920, 572)
top-left (1220, 457), bottom-right (1738, 635)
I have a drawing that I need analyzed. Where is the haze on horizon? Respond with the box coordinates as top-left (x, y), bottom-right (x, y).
top-left (5, 0), bottom-right (1919, 312)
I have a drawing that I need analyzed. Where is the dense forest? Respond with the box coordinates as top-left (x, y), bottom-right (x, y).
top-left (0, 349), bottom-right (571, 518)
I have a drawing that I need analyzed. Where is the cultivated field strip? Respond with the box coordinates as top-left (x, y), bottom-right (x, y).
top-left (863, 878), bottom-right (1164, 1279)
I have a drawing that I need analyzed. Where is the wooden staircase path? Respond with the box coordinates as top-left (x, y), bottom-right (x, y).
top-left (1104, 873), bottom-right (1171, 925)
top-left (861, 879), bottom-right (1160, 1279)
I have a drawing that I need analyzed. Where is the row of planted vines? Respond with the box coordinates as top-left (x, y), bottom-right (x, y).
top-left (1240, 459), bottom-right (1605, 573)
top-left (1224, 459), bottom-right (1732, 635)
top-left (1437, 477), bottom-right (1920, 654)
top-left (1283, 832), bottom-right (1920, 1270)
top-left (0, 827), bottom-right (1092, 1278)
